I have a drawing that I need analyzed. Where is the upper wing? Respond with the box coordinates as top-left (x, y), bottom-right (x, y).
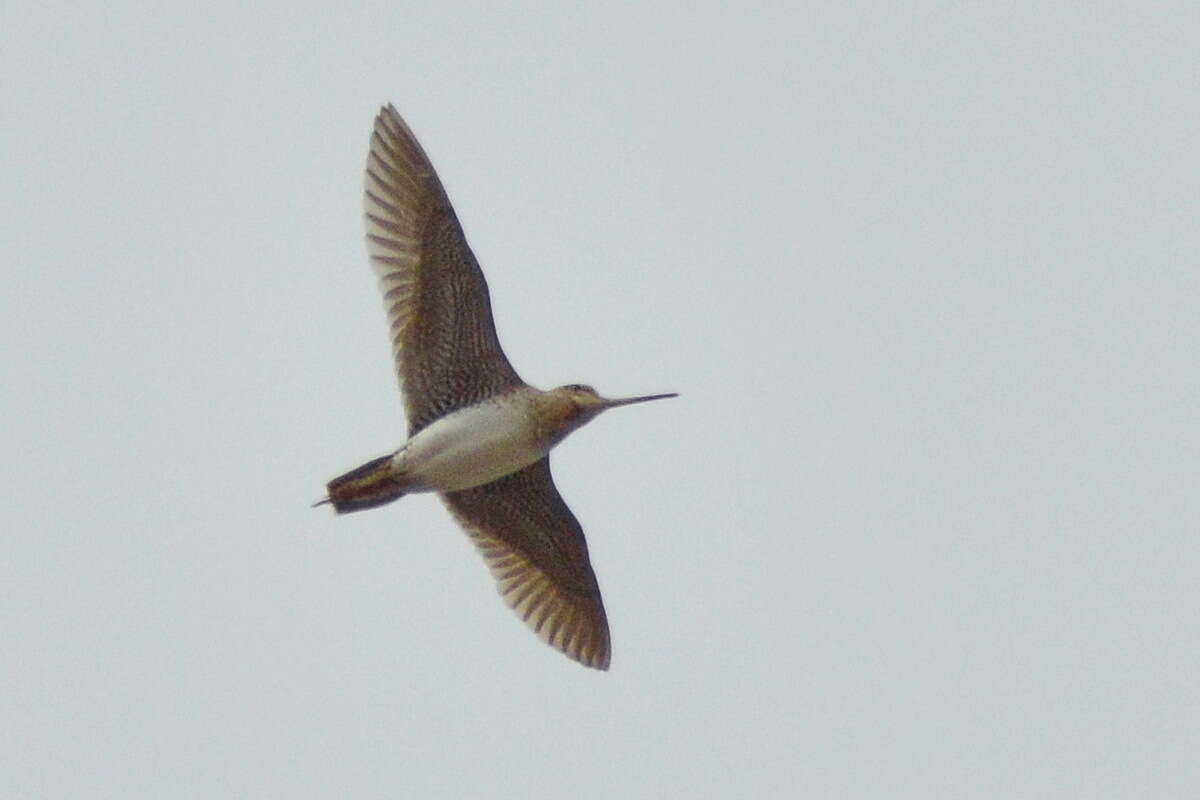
top-left (364, 104), bottom-right (523, 435)
top-left (441, 458), bottom-right (611, 670)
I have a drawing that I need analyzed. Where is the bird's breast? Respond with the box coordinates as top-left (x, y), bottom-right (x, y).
top-left (395, 395), bottom-right (548, 493)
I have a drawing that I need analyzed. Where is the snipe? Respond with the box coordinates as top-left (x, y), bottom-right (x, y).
top-left (318, 105), bottom-right (676, 670)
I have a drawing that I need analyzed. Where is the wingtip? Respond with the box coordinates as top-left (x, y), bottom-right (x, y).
top-left (378, 102), bottom-right (403, 127)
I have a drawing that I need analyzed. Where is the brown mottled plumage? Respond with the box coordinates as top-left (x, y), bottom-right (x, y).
top-left (320, 105), bottom-right (676, 670)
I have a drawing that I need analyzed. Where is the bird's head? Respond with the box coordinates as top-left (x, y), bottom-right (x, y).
top-left (544, 384), bottom-right (679, 443)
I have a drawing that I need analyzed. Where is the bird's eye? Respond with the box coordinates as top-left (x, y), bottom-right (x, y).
top-left (564, 383), bottom-right (594, 393)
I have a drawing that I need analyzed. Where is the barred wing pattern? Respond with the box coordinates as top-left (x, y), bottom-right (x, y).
top-left (442, 458), bottom-right (612, 670)
top-left (365, 106), bottom-right (611, 669)
top-left (365, 105), bottom-right (523, 435)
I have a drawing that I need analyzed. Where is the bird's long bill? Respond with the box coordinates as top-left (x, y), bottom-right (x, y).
top-left (601, 392), bottom-right (679, 409)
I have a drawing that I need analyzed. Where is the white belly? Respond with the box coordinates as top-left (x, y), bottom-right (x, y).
top-left (394, 396), bottom-right (547, 492)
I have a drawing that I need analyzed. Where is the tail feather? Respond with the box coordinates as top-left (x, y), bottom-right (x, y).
top-left (322, 454), bottom-right (406, 513)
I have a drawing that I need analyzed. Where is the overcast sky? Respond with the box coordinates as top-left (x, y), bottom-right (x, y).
top-left (3, 2), bottom-right (1198, 797)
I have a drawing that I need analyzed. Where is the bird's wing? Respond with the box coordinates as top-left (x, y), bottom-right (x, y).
top-left (364, 104), bottom-right (523, 435)
top-left (441, 457), bottom-right (611, 670)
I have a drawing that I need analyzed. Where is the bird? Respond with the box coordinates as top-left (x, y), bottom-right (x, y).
top-left (317, 105), bottom-right (677, 670)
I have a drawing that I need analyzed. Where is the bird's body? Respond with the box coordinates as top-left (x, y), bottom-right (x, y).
top-left (397, 387), bottom-right (555, 493)
top-left (319, 105), bottom-right (676, 670)
top-left (333, 386), bottom-right (578, 500)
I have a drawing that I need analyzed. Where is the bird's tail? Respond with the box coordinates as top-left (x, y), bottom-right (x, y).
top-left (318, 454), bottom-right (406, 514)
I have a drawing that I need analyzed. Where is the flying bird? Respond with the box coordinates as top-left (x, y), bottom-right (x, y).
top-left (318, 105), bottom-right (677, 670)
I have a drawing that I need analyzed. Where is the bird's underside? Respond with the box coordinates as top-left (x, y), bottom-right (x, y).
top-left (331, 104), bottom-right (612, 669)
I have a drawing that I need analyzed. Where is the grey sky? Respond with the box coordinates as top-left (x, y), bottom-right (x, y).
top-left (3, 2), bottom-right (1198, 797)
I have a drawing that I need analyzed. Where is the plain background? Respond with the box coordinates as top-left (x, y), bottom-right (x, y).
top-left (3, 2), bottom-right (1197, 797)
